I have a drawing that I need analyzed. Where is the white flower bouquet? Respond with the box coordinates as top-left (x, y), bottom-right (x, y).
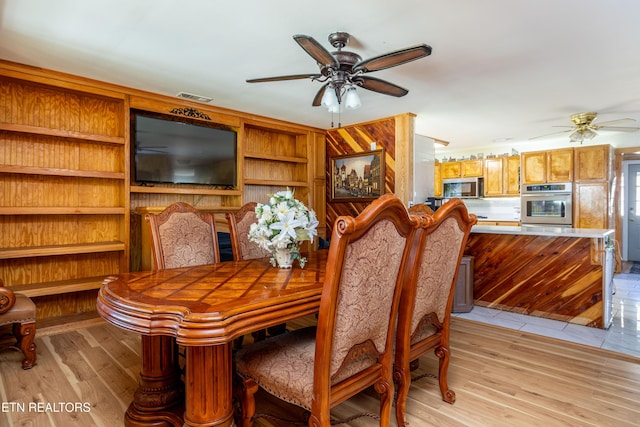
top-left (248, 189), bottom-right (319, 268)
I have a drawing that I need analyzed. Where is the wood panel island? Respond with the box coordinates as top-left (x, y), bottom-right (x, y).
top-left (465, 225), bottom-right (615, 329)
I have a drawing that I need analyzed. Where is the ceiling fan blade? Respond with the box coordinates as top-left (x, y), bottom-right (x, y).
top-left (356, 76), bottom-right (408, 97)
top-left (312, 83), bottom-right (329, 106)
top-left (293, 35), bottom-right (338, 68)
top-left (246, 73), bottom-right (321, 83)
top-left (528, 129), bottom-right (572, 140)
top-left (599, 126), bottom-right (640, 132)
top-left (353, 44), bottom-right (432, 73)
top-left (595, 118), bottom-right (636, 126)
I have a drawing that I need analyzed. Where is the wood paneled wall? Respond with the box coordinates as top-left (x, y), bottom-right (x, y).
top-left (326, 116), bottom-right (400, 234)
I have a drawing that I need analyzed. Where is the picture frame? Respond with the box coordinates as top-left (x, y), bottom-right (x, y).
top-left (330, 149), bottom-right (385, 202)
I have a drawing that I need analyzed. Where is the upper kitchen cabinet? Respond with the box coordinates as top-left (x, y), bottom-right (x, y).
top-left (574, 144), bottom-right (612, 182)
top-left (441, 161), bottom-right (461, 179)
top-left (461, 159), bottom-right (484, 177)
top-left (434, 162), bottom-right (442, 197)
top-left (484, 155), bottom-right (520, 196)
top-left (521, 148), bottom-right (573, 184)
top-left (441, 159), bottom-right (483, 179)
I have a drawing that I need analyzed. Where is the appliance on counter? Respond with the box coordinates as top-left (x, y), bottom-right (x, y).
top-left (520, 182), bottom-right (572, 226)
top-left (425, 197), bottom-right (443, 211)
top-left (442, 177), bottom-right (484, 199)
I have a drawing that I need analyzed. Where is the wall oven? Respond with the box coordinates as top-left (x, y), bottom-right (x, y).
top-left (520, 182), bottom-right (573, 226)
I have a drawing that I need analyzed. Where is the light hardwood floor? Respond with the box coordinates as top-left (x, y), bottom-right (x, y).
top-left (1, 315), bottom-right (639, 426)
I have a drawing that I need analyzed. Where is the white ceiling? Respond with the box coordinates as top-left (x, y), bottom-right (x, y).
top-left (2, 0), bottom-right (640, 156)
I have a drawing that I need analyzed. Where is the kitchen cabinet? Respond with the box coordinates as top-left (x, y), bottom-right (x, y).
top-left (484, 158), bottom-right (504, 196)
top-left (574, 181), bottom-right (611, 229)
top-left (484, 156), bottom-right (520, 196)
top-left (573, 144), bottom-right (613, 229)
top-left (505, 155), bottom-right (521, 194)
top-left (574, 144), bottom-right (612, 182)
top-left (441, 161), bottom-right (461, 179)
top-left (434, 162), bottom-right (442, 197)
top-left (521, 148), bottom-right (573, 184)
top-left (461, 159), bottom-right (483, 177)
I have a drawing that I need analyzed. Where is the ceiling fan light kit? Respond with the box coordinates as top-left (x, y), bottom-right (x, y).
top-left (246, 32), bottom-right (432, 125)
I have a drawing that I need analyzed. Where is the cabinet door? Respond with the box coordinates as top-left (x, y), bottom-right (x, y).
top-left (484, 158), bottom-right (504, 196)
top-left (434, 163), bottom-right (442, 197)
top-left (441, 161), bottom-right (461, 179)
top-left (521, 151), bottom-right (547, 184)
top-left (547, 148), bottom-right (574, 182)
top-left (574, 181), bottom-right (610, 229)
top-left (461, 159), bottom-right (484, 177)
top-left (504, 155), bottom-right (521, 194)
top-left (574, 144), bottom-right (610, 181)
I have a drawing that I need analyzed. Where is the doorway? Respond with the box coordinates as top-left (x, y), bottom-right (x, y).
top-left (626, 163), bottom-right (640, 261)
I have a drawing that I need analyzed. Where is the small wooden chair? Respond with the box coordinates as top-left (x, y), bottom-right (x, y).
top-left (394, 198), bottom-right (477, 426)
top-left (235, 194), bottom-right (420, 427)
top-left (0, 279), bottom-right (37, 369)
top-left (145, 202), bottom-right (220, 270)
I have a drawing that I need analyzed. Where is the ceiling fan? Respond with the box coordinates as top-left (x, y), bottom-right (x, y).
top-left (530, 112), bottom-right (640, 143)
top-left (246, 32), bottom-right (432, 111)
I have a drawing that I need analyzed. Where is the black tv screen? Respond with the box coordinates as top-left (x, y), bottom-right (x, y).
top-left (132, 112), bottom-right (237, 187)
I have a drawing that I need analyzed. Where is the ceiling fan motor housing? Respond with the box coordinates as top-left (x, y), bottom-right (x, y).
top-left (571, 112), bottom-right (597, 127)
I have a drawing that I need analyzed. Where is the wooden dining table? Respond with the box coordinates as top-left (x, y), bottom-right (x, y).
top-left (97, 250), bottom-right (327, 427)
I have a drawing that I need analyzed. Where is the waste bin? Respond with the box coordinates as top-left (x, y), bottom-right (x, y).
top-left (452, 255), bottom-right (474, 313)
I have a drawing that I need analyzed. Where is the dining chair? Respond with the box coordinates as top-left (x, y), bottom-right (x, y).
top-left (394, 198), bottom-right (477, 426)
top-left (408, 203), bottom-right (435, 216)
top-left (225, 202), bottom-right (272, 261)
top-left (0, 279), bottom-right (37, 369)
top-left (234, 193), bottom-right (420, 427)
top-left (145, 202), bottom-right (220, 270)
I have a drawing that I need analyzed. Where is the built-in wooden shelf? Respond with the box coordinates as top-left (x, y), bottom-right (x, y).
top-left (0, 241), bottom-right (125, 259)
top-left (0, 165), bottom-right (125, 179)
top-left (0, 207), bottom-right (125, 215)
top-left (244, 152), bottom-right (308, 164)
top-left (130, 186), bottom-right (242, 196)
top-left (0, 122), bottom-right (125, 145)
top-left (135, 206), bottom-right (238, 214)
top-left (9, 276), bottom-right (109, 298)
top-left (243, 179), bottom-right (308, 187)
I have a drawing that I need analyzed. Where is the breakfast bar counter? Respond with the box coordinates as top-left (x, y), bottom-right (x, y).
top-left (465, 225), bottom-right (615, 328)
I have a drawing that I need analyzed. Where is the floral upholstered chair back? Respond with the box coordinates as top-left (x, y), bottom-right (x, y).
top-left (394, 198), bottom-right (476, 426)
top-left (311, 194), bottom-right (419, 421)
top-left (233, 194), bottom-right (420, 427)
top-left (225, 202), bottom-right (271, 261)
top-left (145, 202), bottom-right (220, 270)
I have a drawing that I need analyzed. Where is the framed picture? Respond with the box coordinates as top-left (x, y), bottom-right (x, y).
top-left (330, 149), bottom-right (385, 202)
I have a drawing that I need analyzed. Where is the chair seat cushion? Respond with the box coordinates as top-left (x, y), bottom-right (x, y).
top-left (0, 294), bottom-right (36, 326)
top-left (236, 326), bottom-right (316, 411)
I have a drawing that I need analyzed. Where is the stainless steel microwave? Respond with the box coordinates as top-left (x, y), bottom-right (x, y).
top-left (442, 178), bottom-right (484, 198)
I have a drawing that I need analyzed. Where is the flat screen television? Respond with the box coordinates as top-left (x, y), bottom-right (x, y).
top-left (132, 111), bottom-right (237, 187)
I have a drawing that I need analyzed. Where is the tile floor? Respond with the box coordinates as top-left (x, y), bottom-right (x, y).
top-left (453, 272), bottom-right (640, 358)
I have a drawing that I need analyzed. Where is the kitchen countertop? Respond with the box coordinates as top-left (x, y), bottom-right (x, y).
top-left (471, 225), bottom-right (614, 238)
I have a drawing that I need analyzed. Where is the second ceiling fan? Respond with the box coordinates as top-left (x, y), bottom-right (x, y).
top-left (246, 32), bottom-right (432, 111)
top-left (531, 112), bottom-right (640, 143)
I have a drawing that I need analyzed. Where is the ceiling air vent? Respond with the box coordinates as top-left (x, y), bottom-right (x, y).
top-left (176, 92), bottom-right (213, 103)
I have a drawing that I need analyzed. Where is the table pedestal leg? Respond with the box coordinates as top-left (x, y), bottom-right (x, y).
top-left (126, 335), bottom-right (184, 427)
top-left (184, 343), bottom-right (234, 427)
